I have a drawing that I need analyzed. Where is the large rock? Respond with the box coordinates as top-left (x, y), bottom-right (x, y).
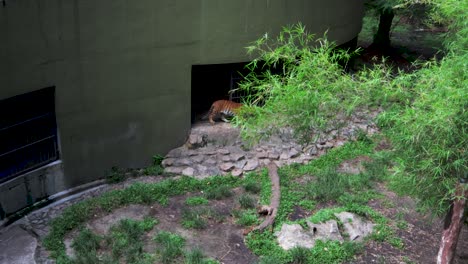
top-left (307, 220), bottom-right (343, 243)
top-left (276, 220), bottom-right (343, 250)
top-left (276, 224), bottom-right (315, 250)
top-left (334, 212), bottom-right (375, 241)
top-left (0, 225), bottom-right (37, 264)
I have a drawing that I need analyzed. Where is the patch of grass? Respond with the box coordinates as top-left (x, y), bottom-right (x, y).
top-left (44, 176), bottom-right (240, 261)
top-left (238, 194), bottom-right (257, 209)
top-left (290, 247), bottom-right (310, 264)
top-left (185, 196), bottom-right (209, 206)
top-left (71, 228), bottom-right (103, 264)
top-left (236, 209), bottom-right (259, 227)
top-left (106, 166), bottom-right (126, 183)
top-left (184, 247), bottom-right (219, 264)
top-left (154, 231), bottom-right (185, 264)
top-left (181, 207), bottom-right (222, 230)
top-left (307, 169), bottom-right (348, 202)
top-left (107, 218), bottom-right (157, 263)
top-left (204, 185), bottom-right (234, 200)
top-left (311, 240), bottom-right (363, 264)
top-left (143, 165), bottom-right (164, 176)
top-left (243, 181), bottom-right (262, 194)
top-left (298, 200), bottom-right (316, 211)
top-left (181, 208), bottom-right (208, 229)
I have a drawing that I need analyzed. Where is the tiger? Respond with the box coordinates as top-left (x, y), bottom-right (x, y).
top-left (204, 100), bottom-right (243, 125)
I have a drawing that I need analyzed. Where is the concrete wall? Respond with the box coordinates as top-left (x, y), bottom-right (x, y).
top-left (0, 0), bottom-right (364, 215)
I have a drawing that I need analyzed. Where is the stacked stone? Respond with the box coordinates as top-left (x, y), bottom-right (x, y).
top-left (162, 110), bottom-right (379, 178)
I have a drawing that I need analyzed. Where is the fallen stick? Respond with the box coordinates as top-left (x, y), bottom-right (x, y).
top-left (250, 163), bottom-right (281, 233)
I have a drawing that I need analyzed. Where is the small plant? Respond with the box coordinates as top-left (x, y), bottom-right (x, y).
top-left (238, 194), bottom-right (257, 209)
top-left (244, 181), bottom-right (262, 194)
top-left (185, 196), bottom-right (209, 206)
top-left (204, 185), bottom-right (233, 200)
top-left (181, 207), bottom-right (222, 230)
top-left (307, 169), bottom-right (347, 202)
top-left (298, 200), bottom-right (316, 211)
top-left (153, 155), bottom-right (165, 166)
top-left (290, 247), bottom-right (310, 264)
top-left (71, 228), bottom-right (102, 264)
top-left (182, 208), bottom-right (207, 229)
top-left (236, 209), bottom-right (259, 226)
top-left (154, 231), bottom-right (186, 264)
top-left (106, 166), bottom-right (126, 183)
top-left (107, 218), bottom-right (157, 263)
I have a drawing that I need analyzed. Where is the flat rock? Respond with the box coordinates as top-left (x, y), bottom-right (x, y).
top-left (230, 153), bottom-right (245, 161)
top-left (234, 160), bottom-right (247, 169)
top-left (231, 169), bottom-right (243, 177)
top-left (165, 167), bottom-right (183, 174)
top-left (182, 167), bottom-right (195, 176)
top-left (219, 163), bottom-right (235, 171)
top-left (161, 158), bottom-right (176, 167)
top-left (0, 225), bottom-right (37, 264)
top-left (218, 149), bottom-right (230, 155)
top-left (243, 159), bottom-right (259, 171)
top-left (192, 155), bottom-right (205, 163)
top-left (268, 152), bottom-right (280, 159)
top-left (334, 212), bottom-right (375, 241)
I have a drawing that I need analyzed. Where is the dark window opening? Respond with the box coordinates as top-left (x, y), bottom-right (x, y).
top-left (191, 62), bottom-right (250, 124)
top-left (0, 87), bottom-right (59, 183)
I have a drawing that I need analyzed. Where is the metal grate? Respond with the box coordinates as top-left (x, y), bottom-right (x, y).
top-left (228, 70), bottom-right (246, 103)
top-left (0, 87), bottom-right (59, 183)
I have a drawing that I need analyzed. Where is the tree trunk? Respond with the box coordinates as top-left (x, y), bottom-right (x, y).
top-left (436, 182), bottom-right (468, 264)
top-left (373, 8), bottom-right (395, 49)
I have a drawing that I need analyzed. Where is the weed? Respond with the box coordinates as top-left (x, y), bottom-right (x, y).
top-left (290, 247), bottom-right (310, 264)
top-left (307, 169), bottom-right (347, 202)
top-left (154, 231), bottom-right (185, 264)
top-left (184, 247), bottom-right (218, 264)
top-left (181, 208), bottom-right (207, 229)
top-left (153, 155), bottom-right (165, 166)
top-left (107, 218), bottom-right (157, 263)
top-left (244, 181), bottom-right (262, 194)
top-left (181, 207), bottom-right (222, 230)
top-left (298, 200), bottom-right (316, 211)
top-left (143, 165), bottom-right (164, 176)
top-left (71, 228), bottom-right (102, 264)
top-left (238, 194), bottom-right (257, 209)
top-left (204, 185), bottom-right (233, 200)
top-left (236, 209), bottom-right (259, 226)
top-left (184, 248), bottom-right (205, 264)
top-left (185, 196), bottom-right (209, 206)
top-left (106, 166), bottom-right (126, 183)
top-left (388, 237), bottom-right (405, 249)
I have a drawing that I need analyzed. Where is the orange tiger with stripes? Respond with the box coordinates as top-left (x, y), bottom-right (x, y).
top-left (205, 100), bottom-right (243, 125)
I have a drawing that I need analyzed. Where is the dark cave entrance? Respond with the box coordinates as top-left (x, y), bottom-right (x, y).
top-left (190, 62), bottom-right (249, 124)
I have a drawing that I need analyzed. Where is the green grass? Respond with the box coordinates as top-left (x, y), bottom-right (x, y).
top-left (69, 218), bottom-right (157, 264)
top-left (235, 209), bottom-right (260, 226)
top-left (185, 196), bottom-right (209, 206)
top-left (154, 231), bottom-right (186, 264)
top-left (204, 185), bottom-right (234, 200)
top-left (71, 228), bottom-right (103, 264)
top-left (43, 176), bottom-right (240, 261)
top-left (238, 194), bottom-right (257, 209)
top-left (181, 207), bottom-right (222, 230)
top-left (243, 181), bottom-right (262, 194)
